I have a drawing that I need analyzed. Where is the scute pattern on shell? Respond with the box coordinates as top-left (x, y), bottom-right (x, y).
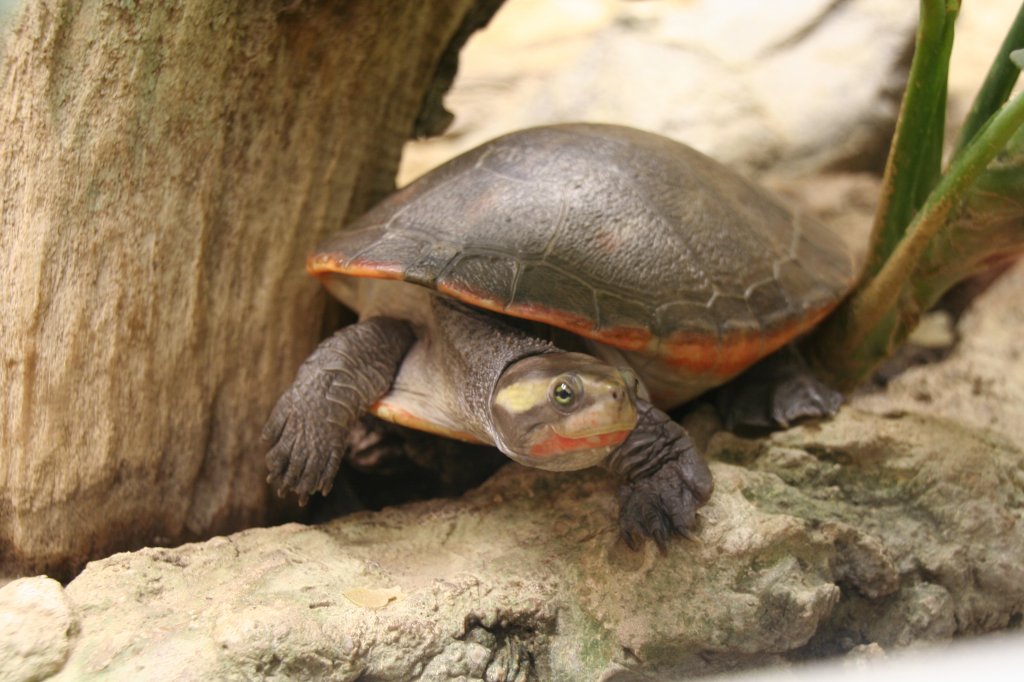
top-left (310, 124), bottom-right (856, 374)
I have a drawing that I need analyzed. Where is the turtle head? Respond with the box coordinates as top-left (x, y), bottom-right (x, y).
top-left (489, 352), bottom-right (639, 471)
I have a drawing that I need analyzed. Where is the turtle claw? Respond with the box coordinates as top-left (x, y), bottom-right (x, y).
top-left (263, 318), bottom-right (414, 504)
top-left (618, 455), bottom-right (707, 551)
top-left (718, 345), bottom-right (843, 431)
top-left (607, 400), bottom-right (714, 551)
top-left (769, 373), bottom-right (842, 428)
top-left (263, 371), bottom-right (350, 502)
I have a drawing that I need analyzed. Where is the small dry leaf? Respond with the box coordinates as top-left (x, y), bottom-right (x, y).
top-left (342, 586), bottom-right (402, 609)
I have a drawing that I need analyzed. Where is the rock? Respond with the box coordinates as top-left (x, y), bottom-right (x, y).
top-left (42, 261), bottom-right (1024, 677)
top-left (401, 0), bottom-right (918, 182)
top-left (0, 577), bottom-right (77, 682)
top-left (40, 260), bottom-right (1024, 680)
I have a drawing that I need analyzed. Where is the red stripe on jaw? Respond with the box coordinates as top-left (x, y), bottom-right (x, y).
top-left (528, 428), bottom-right (633, 458)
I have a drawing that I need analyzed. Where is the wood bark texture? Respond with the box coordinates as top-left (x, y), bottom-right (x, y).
top-left (0, 0), bottom-right (501, 578)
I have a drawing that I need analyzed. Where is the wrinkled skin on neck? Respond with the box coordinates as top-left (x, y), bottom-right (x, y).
top-left (428, 299), bottom-right (640, 469)
top-left (429, 298), bottom-right (714, 547)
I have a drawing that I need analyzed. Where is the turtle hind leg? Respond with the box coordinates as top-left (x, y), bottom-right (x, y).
top-left (606, 401), bottom-right (713, 551)
top-left (715, 345), bottom-right (842, 432)
top-left (264, 317), bottom-right (415, 504)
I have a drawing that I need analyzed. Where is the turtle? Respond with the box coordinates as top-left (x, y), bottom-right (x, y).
top-left (264, 123), bottom-right (857, 548)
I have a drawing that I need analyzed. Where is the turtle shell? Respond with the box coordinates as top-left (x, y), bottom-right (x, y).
top-left (310, 123), bottom-right (857, 383)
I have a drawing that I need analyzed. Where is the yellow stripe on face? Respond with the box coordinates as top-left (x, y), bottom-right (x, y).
top-left (493, 378), bottom-right (550, 414)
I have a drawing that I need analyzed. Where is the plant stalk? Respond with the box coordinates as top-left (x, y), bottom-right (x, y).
top-left (811, 88), bottom-right (1024, 387)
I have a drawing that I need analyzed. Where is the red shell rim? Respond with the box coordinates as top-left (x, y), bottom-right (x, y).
top-left (308, 254), bottom-right (838, 378)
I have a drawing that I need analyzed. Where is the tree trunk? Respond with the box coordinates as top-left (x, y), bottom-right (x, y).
top-left (0, 0), bottom-right (502, 579)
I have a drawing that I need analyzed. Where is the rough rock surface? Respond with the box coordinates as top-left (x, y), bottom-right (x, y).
top-left (5, 264), bottom-right (1020, 680)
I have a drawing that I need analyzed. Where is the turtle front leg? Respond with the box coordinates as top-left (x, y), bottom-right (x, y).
top-left (264, 317), bottom-right (415, 504)
top-left (715, 345), bottom-right (842, 431)
top-left (606, 400), bottom-right (714, 550)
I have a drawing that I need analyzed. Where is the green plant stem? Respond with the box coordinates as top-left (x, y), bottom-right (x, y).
top-left (812, 88), bottom-right (1024, 387)
top-left (952, 1), bottom-right (1024, 157)
top-left (858, 91), bottom-right (1024, 326)
top-left (866, 0), bottom-right (959, 279)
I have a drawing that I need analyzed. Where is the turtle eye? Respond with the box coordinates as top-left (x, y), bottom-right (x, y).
top-left (550, 376), bottom-right (582, 409)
